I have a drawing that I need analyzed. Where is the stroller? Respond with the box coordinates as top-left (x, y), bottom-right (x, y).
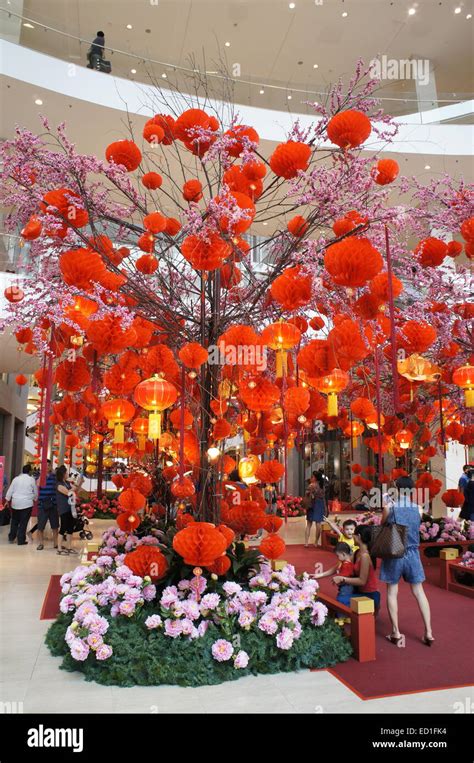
top-left (72, 505), bottom-right (93, 541)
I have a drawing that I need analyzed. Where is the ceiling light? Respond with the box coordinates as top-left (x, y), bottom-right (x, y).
top-left (162, 73), bottom-right (167, 79)
top-left (454, 7), bottom-right (462, 13)
top-left (289, 2), bottom-right (296, 8)
top-left (225, 41), bottom-right (231, 47)
top-left (262, 222), bottom-right (268, 226)
top-left (23, 22), bottom-right (35, 29)
top-left (34, 98), bottom-right (43, 105)
top-left (313, 63), bottom-right (319, 69)
top-left (259, 88), bottom-right (265, 94)
top-left (408, 7), bottom-right (416, 15)
top-left (424, 165), bottom-right (431, 170)
top-left (342, 11), bottom-right (348, 17)
top-left (287, 94), bottom-right (292, 100)
top-left (130, 68), bottom-right (137, 74)
top-left (126, 24), bottom-right (133, 29)
top-left (467, 13), bottom-right (472, 18)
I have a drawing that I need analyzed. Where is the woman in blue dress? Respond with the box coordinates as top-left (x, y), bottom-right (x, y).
top-left (380, 476), bottom-right (434, 646)
top-left (304, 475), bottom-right (326, 548)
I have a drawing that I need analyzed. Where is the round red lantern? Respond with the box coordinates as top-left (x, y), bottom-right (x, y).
top-left (172, 522), bottom-right (228, 566)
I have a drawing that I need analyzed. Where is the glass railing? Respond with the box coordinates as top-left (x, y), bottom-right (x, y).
top-left (1, 6), bottom-right (472, 123)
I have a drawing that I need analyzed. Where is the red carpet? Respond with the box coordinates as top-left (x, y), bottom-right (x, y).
top-left (40, 574), bottom-right (62, 620)
top-left (284, 544), bottom-right (474, 699)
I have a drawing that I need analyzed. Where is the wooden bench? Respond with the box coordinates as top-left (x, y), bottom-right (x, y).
top-left (317, 591), bottom-right (376, 662)
top-left (438, 549), bottom-right (474, 599)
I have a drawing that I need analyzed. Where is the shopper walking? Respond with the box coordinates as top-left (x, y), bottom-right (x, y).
top-left (5, 464), bottom-right (37, 545)
top-left (35, 462), bottom-right (58, 550)
top-left (56, 465), bottom-right (78, 556)
top-left (304, 474), bottom-right (326, 548)
top-left (87, 30), bottom-right (105, 68)
top-left (379, 476), bottom-right (434, 646)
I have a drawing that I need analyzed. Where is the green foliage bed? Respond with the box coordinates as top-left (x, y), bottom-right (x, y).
top-left (46, 612), bottom-right (352, 688)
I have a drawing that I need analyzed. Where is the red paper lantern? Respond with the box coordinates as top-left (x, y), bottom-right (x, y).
top-left (326, 110), bottom-right (371, 149)
top-left (172, 522), bottom-right (228, 566)
top-left (259, 533), bottom-right (286, 560)
top-left (118, 488), bottom-right (146, 513)
top-left (124, 545), bottom-right (168, 581)
top-left (269, 141), bottom-right (311, 179)
top-left (105, 140), bottom-right (142, 171)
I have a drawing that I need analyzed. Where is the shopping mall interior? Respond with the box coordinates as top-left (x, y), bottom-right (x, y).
top-left (0, 0), bottom-right (473, 740)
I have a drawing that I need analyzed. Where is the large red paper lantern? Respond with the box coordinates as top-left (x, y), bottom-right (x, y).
top-left (172, 522), bottom-right (228, 566)
top-left (133, 375), bottom-right (178, 440)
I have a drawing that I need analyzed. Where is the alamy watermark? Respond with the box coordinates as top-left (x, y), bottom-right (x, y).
top-left (207, 343), bottom-right (267, 372)
top-left (370, 56), bottom-right (430, 87)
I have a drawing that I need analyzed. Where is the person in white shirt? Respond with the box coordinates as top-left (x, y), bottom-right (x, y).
top-left (5, 463), bottom-right (38, 545)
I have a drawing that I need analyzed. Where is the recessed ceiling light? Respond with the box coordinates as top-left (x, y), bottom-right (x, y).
top-left (467, 13), bottom-right (472, 18)
top-left (289, 2), bottom-right (296, 8)
top-left (424, 165), bottom-right (431, 170)
top-left (130, 68), bottom-right (137, 74)
top-left (262, 222), bottom-right (268, 226)
top-left (162, 73), bottom-right (167, 79)
top-left (454, 7), bottom-right (462, 13)
top-left (313, 63), bottom-right (319, 69)
top-left (34, 98), bottom-right (43, 105)
top-left (342, 11), bottom-right (348, 17)
top-left (259, 89), bottom-right (265, 94)
top-left (23, 22), bottom-right (35, 29)
top-left (408, 7), bottom-right (416, 15)
top-left (126, 24), bottom-right (133, 29)
top-left (287, 94), bottom-right (292, 100)
top-left (225, 41), bottom-right (231, 47)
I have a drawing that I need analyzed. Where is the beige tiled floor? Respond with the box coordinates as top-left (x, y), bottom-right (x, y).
top-left (0, 519), bottom-right (472, 714)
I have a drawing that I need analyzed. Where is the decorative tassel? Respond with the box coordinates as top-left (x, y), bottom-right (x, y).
top-left (114, 423), bottom-right (124, 444)
top-left (275, 349), bottom-right (287, 378)
top-left (327, 392), bottom-right (338, 417)
top-left (148, 412), bottom-right (161, 440)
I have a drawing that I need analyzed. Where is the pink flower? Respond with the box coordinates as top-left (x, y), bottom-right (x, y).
top-left (118, 601), bottom-right (136, 617)
top-left (200, 593), bottom-right (220, 611)
top-left (70, 638), bottom-right (90, 661)
top-left (161, 586), bottom-right (179, 609)
top-left (145, 615), bottom-right (162, 629)
top-left (311, 601), bottom-right (328, 626)
top-left (211, 639), bottom-right (234, 662)
top-left (276, 627), bottom-right (294, 650)
top-left (238, 610), bottom-right (255, 629)
top-left (86, 633), bottom-right (104, 649)
top-left (234, 650), bottom-right (249, 669)
top-left (95, 644), bottom-right (113, 660)
top-left (164, 619), bottom-right (183, 638)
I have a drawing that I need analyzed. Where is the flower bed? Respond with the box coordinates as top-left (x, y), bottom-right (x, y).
top-left (45, 526), bottom-right (352, 687)
top-left (276, 496), bottom-right (306, 517)
top-left (79, 494), bottom-right (120, 520)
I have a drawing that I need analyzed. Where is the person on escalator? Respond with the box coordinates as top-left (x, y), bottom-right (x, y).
top-left (87, 31), bottom-right (105, 69)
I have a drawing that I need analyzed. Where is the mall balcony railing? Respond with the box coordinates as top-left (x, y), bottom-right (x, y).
top-left (0, 7), bottom-right (472, 123)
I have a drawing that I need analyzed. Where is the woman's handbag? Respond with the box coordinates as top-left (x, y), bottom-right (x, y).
top-left (370, 509), bottom-right (407, 559)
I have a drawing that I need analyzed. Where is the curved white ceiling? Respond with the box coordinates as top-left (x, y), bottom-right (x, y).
top-left (1, 39), bottom-right (473, 156)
